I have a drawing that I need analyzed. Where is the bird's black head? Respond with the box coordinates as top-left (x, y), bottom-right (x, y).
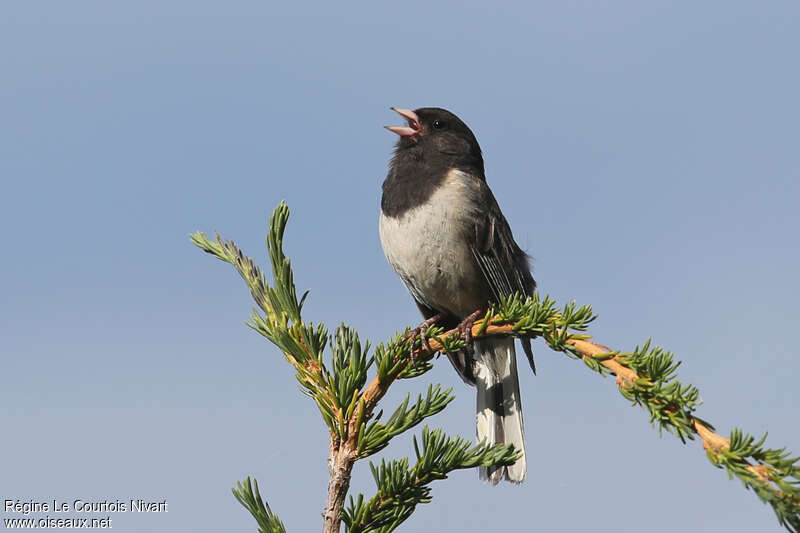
top-left (385, 107), bottom-right (485, 179)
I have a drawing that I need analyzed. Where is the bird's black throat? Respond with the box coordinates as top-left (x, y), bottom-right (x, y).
top-left (381, 138), bottom-right (485, 219)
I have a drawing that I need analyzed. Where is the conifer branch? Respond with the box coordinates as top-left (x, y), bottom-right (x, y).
top-left (405, 302), bottom-right (800, 532)
top-left (192, 202), bottom-right (799, 533)
top-left (191, 203), bottom-right (515, 533)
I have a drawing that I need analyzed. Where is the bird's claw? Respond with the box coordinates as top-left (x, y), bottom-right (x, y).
top-left (456, 309), bottom-right (484, 358)
top-left (404, 312), bottom-right (445, 359)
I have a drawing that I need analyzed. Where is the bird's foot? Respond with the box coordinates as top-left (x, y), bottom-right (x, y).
top-left (404, 312), bottom-right (446, 359)
top-left (456, 309), bottom-right (484, 357)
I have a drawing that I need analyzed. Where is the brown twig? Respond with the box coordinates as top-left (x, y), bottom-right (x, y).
top-left (323, 441), bottom-right (356, 533)
top-left (393, 322), bottom-right (740, 455)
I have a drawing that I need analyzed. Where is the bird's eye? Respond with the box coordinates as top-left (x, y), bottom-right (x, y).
top-left (432, 120), bottom-right (446, 130)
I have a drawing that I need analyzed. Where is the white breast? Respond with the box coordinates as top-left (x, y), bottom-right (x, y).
top-left (379, 169), bottom-right (483, 317)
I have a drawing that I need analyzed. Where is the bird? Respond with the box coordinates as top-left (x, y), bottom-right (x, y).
top-left (379, 107), bottom-right (537, 484)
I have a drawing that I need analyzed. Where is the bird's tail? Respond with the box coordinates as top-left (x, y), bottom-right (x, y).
top-left (474, 336), bottom-right (526, 484)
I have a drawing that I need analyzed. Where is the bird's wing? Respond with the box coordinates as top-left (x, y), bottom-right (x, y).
top-left (469, 181), bottom-right (536, 302)
top-left (469, 179), bottom-right (538, 372)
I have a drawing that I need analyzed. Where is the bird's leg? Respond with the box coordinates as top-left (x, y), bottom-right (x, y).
top-left (456, 309), bottom-right (484, 357)
top-left (404, 312), bottom-right (446, 358)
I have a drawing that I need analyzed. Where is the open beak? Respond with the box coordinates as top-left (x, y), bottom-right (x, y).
top-left (385, 107), bottom-right (421, 137)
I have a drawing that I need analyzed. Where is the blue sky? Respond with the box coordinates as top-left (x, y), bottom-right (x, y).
top-left (2, 1), bottom-right (799, 531)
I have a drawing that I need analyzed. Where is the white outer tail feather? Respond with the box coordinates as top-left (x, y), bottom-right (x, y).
top-left (474, 337), bottom-right (526, 484)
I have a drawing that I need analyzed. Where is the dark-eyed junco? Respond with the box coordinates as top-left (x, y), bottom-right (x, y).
top-left (379, 107), bottom-right (537, 484)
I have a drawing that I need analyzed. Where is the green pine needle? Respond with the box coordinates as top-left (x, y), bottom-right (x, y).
top-left (232, 477), bottom-right (287, 533)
